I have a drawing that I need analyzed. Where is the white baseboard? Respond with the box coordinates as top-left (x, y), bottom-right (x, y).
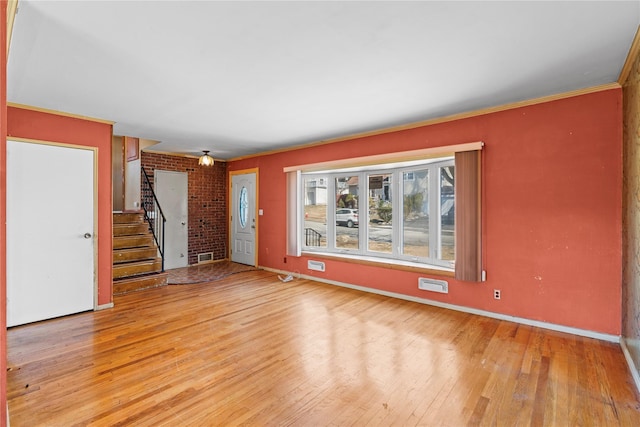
top-left (96, 302), bottom-right (114, 311)
top-left (620, 338), bottom-right (640, 394)
top-left (262, 266), bottom-right (620, 343)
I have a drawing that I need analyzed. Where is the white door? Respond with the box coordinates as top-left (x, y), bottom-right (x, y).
top-left (155, 170), bottom-right (188, 269)
top-left (7, 140), bottom-right (95, 327)
top-left (231, 173), bottom-right (256, 266)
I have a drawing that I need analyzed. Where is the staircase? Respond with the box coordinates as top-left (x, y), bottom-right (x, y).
top-left (113, 212), bottom-right (168, 295)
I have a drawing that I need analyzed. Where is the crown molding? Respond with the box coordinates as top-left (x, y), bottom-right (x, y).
top-left (7, 102), bottom-right (114, 125)
top-left (229, 83), bottom-right (620, 162)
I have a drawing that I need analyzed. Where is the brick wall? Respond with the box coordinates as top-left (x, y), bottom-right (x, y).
top-left (141, 152), bottom-right (227, 264)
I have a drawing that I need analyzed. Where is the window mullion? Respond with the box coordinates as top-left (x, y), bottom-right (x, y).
top-left (364, 171), bottom-right (371, 256)
top-left (327, 175), bottom-right (336, 251)
top-left (392, 170), bottom-right (401, 257)
top-left (358, 172), bottom-right (365, 255)
top-left (436, 166), bottom-right (443, 260)
top-left (429, 164), bottom-right (439, 260)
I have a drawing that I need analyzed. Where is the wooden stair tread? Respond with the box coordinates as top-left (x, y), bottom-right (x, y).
top-left (113, 212), bottom-right (145, 224)
top-left (113, 271), bottom-right (168, 295)
top-left (113, 223), bottom-right (150, 236)
top-left (113, 235), bottom-right (155, 250)
top-left (113, 258), bottom-right (163, 279)
top-left (113, 259), bottom-right (161, 267)
top-left (113, 247), bottom-right (158, 264)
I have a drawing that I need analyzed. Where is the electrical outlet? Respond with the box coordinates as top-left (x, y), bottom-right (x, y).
top-left (494, 289), bottom-right (501, 300)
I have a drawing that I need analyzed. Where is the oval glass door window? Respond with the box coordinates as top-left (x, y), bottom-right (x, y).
top-left (239, 186), bottom-right (249, 228)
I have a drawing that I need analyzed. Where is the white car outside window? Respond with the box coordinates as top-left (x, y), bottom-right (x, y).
top-left (336, 208), bottom-right (358, 228)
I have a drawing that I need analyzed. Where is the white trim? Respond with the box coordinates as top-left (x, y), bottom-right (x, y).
top-left (96, 302), bottom-right (114, 311)
top-left (300, 251), bottom-right (454, 274)
top-left (300, 157), bottom-right (455, 269)
top-left (283, 141), bottom-right (483, 173)
top-left (621, 338), bottom-right (640, 394)
top-left (262, 267), bottom-right (619, 343)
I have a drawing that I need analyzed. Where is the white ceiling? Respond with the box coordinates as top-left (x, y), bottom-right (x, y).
top-left (7, 1), bottom-right (640, 160)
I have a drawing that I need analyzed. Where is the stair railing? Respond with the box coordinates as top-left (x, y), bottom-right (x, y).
top-left (304, 228), bottom-right (322, 247)
top-left (141, 167), bottom-right (167, 271)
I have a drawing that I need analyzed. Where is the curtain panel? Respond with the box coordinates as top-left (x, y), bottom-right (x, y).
top-left (454, 150), bottom-right (482, 282)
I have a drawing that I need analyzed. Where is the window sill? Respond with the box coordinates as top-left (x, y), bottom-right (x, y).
top-left (300, 251), bottom-right (455, 277)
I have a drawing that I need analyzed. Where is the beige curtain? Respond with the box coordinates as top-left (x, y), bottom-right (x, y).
top-left (454, 150), bottom-right (482, 281)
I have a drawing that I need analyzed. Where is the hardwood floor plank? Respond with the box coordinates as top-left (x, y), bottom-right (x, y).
top-left (7, 271), bottom-right (640, 425)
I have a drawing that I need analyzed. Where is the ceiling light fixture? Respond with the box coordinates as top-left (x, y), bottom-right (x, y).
top-left (198, 150), bottom-right (214, 166)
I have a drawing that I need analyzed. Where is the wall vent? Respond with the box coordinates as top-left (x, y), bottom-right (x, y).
top-left (418, 277), bottom-right (448, 294)
top-left (308, 260), bottom-right (326, 272)
top-left (197, 252), bottom-right (214, 264)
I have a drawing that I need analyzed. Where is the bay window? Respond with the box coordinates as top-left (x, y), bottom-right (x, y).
top-left (287, 142), bottom-right (483, 280)
top-left (302, 157), bottom-right (455, 269)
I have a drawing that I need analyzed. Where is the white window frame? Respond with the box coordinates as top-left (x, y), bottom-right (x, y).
top-left (300, 157), bottom-right (454, 269)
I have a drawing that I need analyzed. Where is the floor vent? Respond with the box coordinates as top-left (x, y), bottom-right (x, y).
top-left (308, 260), bottom-right (326, 272)
top-left (197, 252), bottom-right (214, 264)
top-left (418, 277), bottom-right (448, 293)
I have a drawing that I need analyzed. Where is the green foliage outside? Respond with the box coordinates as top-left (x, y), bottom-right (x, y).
top-left (377, 200), bottom-right (392, 224)
top-left (403, 193), bottom-right (423, 219)
top-left (337, 194), bottom-right (357, 208)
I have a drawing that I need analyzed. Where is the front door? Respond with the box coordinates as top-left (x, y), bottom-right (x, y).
top-left (155, 170), bottom-right (189, 269)
top-left (7, 140), bottom-right (95, 327)
top-left (231, 172), bottom-right (257, 266)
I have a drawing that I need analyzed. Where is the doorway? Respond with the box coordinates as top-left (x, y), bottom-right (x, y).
top-left (155, 170), bottom-right (189, 269)
top-left (6, 140), bottom-right (96, 327)
top-left (231, 171), bottom-right (257, 266)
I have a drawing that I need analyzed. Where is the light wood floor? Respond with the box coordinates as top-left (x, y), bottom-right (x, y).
top-left (7, 270), bottom-right (640, 426)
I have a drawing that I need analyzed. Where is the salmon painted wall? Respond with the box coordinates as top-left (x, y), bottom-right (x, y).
top-left (229, 89), bottom-right (623, 335)
top-left (1, 1), bottom-right (8, 421)
top-left (6, 106), bottom-right (113, 306)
